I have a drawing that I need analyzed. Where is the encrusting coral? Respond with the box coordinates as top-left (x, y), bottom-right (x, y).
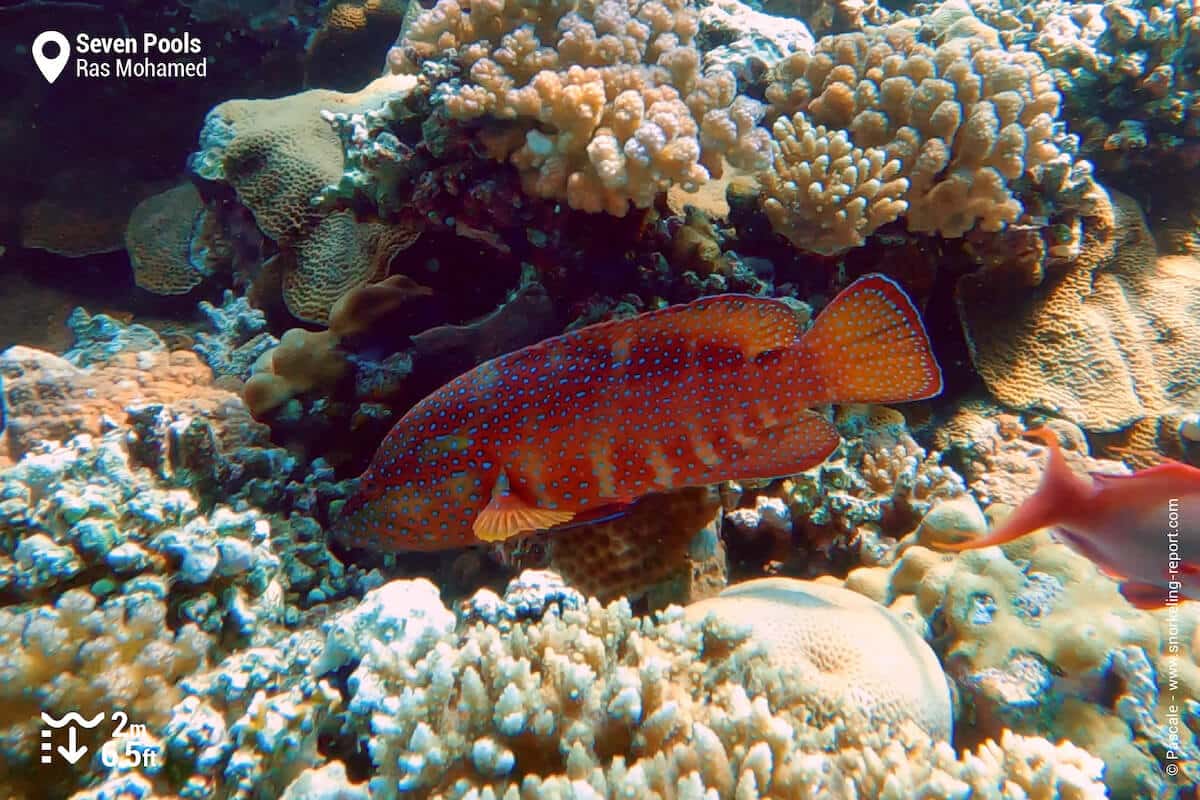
top-left (499, 485), bottom-right (726, 606)
top-left (760, 22), bottom-right (1088, 252)
top-left (398, 0), bottom-right (773, 216)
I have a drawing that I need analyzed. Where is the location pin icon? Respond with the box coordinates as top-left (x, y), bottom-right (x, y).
top-left (32, 31), bottom-right (70, 84)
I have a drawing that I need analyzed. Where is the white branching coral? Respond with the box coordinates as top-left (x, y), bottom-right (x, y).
top-left (762, 24), bottom-right (1081, 250)
top-left (402, 0), bottom-right (772, 215)
top-left (761, 113), bottom-right (910, 254)
top-left (319, 575), bottom-right (1107, 799)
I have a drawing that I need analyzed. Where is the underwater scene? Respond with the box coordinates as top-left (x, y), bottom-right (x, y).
top-left (0, 0), bottom-right (1198, 798)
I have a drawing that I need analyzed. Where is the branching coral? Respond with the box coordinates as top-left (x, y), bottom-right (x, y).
top-left (1025, 0), bottom-right (1199, 170)
top-left (306, 575), bottom-right (1104, 799)
top-left (761, 112), bottom-right (909, 253)
top-left (760, 23), bottom-right (1087, 251)
top-left (0, 586), bottom-right (211, 794)
top-left (400, 0), bottom-right (773, 215)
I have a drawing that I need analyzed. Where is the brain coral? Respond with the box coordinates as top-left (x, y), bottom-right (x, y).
top-left (190, 74), bottom-right (422, 323)
top-left (761, 24), bottom-right (1079, 251)
top-left (401, 0), bottom-right (772, 216)
top-left (958, 186), bottom-right (1200, 433)
top-left (124, 183), bottom-right (214, 295)
top-left (683, 577), bottom-right (954, 740)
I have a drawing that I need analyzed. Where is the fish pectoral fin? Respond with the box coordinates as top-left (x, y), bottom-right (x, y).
top-left (1119, 581), bottom-right (1168, 610)
top-left (727, 413), bottom-right (842, 481)
top-left (473, 493), bottom-right (576, 543)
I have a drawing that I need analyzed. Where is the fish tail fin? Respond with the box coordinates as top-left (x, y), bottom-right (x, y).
top-left (798, 274), bottom-right (943, 404)
top-left (936, 428), bottom-right (1088, 551)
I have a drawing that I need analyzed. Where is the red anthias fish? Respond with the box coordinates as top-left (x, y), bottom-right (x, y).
top-left (938, 429), bottom-right (1200, 609)
top-left (338, 274), bottom-right (943, 551)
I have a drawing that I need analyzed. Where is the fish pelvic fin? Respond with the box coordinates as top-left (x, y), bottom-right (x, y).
top-left (935, 429), bottom-right (1092, 552)
top-left (799, 274), bottom-right (943, 405)
top-left (473, 471), bottom-right (576, 542)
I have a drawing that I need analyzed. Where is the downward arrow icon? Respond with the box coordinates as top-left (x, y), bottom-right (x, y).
top-left (57, 727), bottom-right (87, 764)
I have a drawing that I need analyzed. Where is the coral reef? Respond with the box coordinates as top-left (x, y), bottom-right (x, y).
top-left (5, 2), bottom-right (1200, 799)
top-left (398, 0), bottom-right (773, 215)
top-left (760, 22), bottom-right (1090, 252)
top-left (958, 185), bottom-right (1200, 435)
top-left (125, 183), bottom-right (220, 296)
top-left (188, 75), bottom-right (424, 323)
top-left (298, 574), bottom-right (1101, 799)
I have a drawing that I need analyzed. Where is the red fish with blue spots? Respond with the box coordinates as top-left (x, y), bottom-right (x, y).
top-left (338, 274), bottom-right (943, 550)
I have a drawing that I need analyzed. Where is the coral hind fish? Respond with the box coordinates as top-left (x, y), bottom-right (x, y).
top-left (936, 428), bottom-right (1200, 609)
top-left (337, 274), bottom-right (943, 551)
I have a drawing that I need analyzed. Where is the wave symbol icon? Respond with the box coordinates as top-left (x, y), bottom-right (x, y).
top-left (40, 711), bottom-right (106, 729)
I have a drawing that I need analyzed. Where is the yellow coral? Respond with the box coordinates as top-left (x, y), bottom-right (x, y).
top-left (762, 25), bottom-right (1075, 249)
top-left (195, 75), bottom-right (421, 323)
top-left (402, 0), bottom-right (771, 216)
top-left (958, 187), bottom-right (1200, 433)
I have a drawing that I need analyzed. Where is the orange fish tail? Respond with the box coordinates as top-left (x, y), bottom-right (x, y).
top-left (798, 274), bottom-right (943, 405)
top-left (937, 429), bottom-right (1092, 551)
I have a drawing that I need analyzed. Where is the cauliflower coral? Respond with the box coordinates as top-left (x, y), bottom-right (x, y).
top-left (401, 0), bottom-right (772, 215)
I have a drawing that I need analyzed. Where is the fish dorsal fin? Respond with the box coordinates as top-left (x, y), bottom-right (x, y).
top-left (587, 295), bottom-right (803, 361)
top-left (473, 471), bottom-right (575, 542)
